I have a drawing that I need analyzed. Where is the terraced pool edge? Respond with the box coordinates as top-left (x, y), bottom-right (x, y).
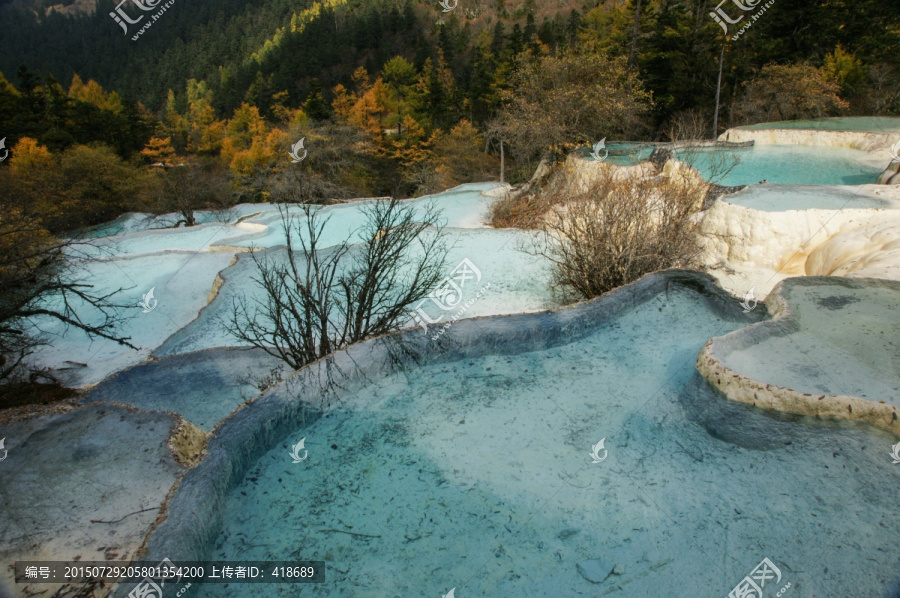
top-left (115, 269), bottom-right (752, 596)
top-left (721, 127), bottom-right (896, 152)
top-left (697, 276), bottom-right (900, 434)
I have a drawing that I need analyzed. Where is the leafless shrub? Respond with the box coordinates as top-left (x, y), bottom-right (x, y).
top-left (666, 119), bottom-right (741, 189)
top-left (236, 363), bottom-right (286, 400)
top-left (0, 210), bottom-right (136, 392)
top-left (666, 109), bottom-right (711, 143)
top-left (226, 200), bottom-right (449, 370)
top-left (149, 159), bottom-right (234, 227)
top-left (405, 160), bottom-right (445, 197)
top-left (268, 166), bottom-right (351, 205)
top-left (863, 63), bottom-right (900, 115)
top-left (529, 168), bottom-right (704, 300)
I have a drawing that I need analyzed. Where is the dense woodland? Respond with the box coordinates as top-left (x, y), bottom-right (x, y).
top-left (0, 0), bottom-right (896, 224)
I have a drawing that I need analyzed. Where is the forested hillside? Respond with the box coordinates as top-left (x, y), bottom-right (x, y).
top-left (3, 0), bottom-right (898, 122)
top-left (0, 0), bottom-right (898, 208)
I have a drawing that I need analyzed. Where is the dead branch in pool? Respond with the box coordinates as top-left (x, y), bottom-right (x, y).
top-left (318, 528), bottom-right (381, 538)
top-left (90, 507), bottom-right (159, 524)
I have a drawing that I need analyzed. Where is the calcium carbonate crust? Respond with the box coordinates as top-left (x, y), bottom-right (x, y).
top-left (697, 276), bottom-right (900, 434)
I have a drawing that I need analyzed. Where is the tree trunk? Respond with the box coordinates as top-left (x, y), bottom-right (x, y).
top-left (500, 140), bottom-right (505, 183)
top-left (628, 0), bottom-right (643, 70)
top-left (713, 41), bottom-right (725, 140)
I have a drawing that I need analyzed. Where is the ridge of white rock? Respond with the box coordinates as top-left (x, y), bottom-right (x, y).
top-left (700, 185), bottom-right (900, 297)
top-left (720, 126), bottom-right (897, 152)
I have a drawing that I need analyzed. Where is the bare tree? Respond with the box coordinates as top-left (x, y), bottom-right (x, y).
top-left (713, 41), bottom-right (726, 138)
top-left (664, 115), bottom-right (741, 191)
top-left (151, 159), bottom-right (234, 227)
top-left (0, 209), bottom-right (135, 387)
top-left (226, 199), bottom-right (449, 370)
top-left (271, 122), bottom-right (385, 203)
top-left (529, 168), bottom-right (704, 300)
top-left (269, 164), bottom-right (352, 205)
top-left (666, 109), bottom-right (712, 143)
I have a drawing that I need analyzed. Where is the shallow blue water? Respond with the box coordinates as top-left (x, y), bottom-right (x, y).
top-left (723, 184), bottom-right (891, 211)
top-left (197, 287), bottom-right (900, 597)
top-left (230, 183), bottom-right (503, 249)
top-left (681, 145), bottom-right (883, 186)
top-left (580, 142), bottom-right (654, 166)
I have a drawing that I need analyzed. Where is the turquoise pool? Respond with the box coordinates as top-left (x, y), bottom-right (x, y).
top-left (580, 142), bottom-right (655, 166)
top-left (680, 145), bottom-right (884, 186)
top-left (723, 184), bottom-right (893, 211)
top-left (161, 275), bottom-right (900, 598)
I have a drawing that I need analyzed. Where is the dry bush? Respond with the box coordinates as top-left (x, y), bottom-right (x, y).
top-left (863, 63), bottom-right (900, 115)
top-left (491, 189), bottom-right (564, 229)
top-left (529, 168), bottom-right (704, 300)
top-left (735, 63), bottom-right (848, 124)
top-left (666, 109), bottom-right (712, 143)
top-left (149, 159), bottom-right (234, 226)
top-left (661, 110), bottom-right (741, 187)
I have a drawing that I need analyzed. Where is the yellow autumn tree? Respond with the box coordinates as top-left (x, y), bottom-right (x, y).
top-left (68, 74), bottom-right (124, 114)
top-left (185, 79), bottom-right (223, 154)
top-left (433, 119), bottom-right (495, 185)
top-left (196, 120), bottom-right (227, 155)
top-left (8, 137), bottom-right (53, 173)
top-left (221, 103), bottom-right (280, 177)
top-left (348, 78), bottom-right (392, 136)
top-left (140, 136), bottom-right (177, 164)
top-left (388, 114), bottom-right (429, 163)
top-left (351, 66), bottom-right (371, 95)
top-left (331, 84), bottom-right (354, 119)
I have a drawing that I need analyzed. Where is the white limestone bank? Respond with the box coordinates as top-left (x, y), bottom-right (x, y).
top-left (699, 186), bottom-right (900, 296)
top-left (719, 126), bottom-right (896, 152)
top-left (0, 404), bottom-right (204, 596)
top-left (697, 277), bottom-right (900, 434)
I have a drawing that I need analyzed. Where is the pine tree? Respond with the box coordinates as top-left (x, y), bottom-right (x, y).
top-left (304, 79), bottom-right (331, 121)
